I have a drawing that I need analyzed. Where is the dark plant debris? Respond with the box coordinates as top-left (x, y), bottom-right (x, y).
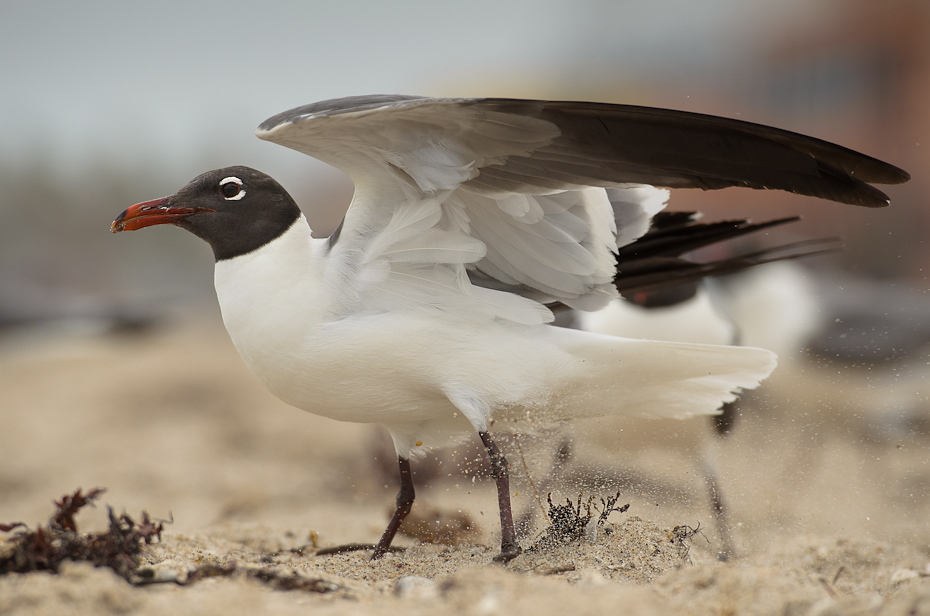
top-left (316, 542), bottom-right (405, 557)
top-left (1, 488), bottom-right (343, 594)
top-left (529, 490), bottom-right (630, 552)
top-left (133, 560), bottom-right (343, 593)
top-left (250, 567), bottom-right (343, 592)
top-left (0, 487), bottom-right (164, 581)
top-left (0, 523), bottom-right (26, 533)
top-left (668, 523), bottom-right (703, 561)
top-left (52, 487), bottom-right (107, 532)
top-left (597, 491), bottom-right (631, 525)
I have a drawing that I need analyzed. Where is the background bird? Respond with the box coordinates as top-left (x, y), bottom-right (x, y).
top-left (553, 185), bottom-right (827, 559)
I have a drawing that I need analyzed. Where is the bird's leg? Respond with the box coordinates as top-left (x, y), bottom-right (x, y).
top-left (710, 400), bottom-right (739, 436)
top-left (701, 436), bottom-right (736, 561)
top-left (705, 467), bottom-right (735, 561)
top-left (479, 431), bottom-right (522, 562)
top-left (706, 400), bottom-right (739, 560)
top-left (371, 456), bottom-right (415, 560)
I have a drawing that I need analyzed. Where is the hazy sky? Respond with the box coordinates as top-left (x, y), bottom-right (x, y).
top-left (1, 0), bottom-right (809, 179)
top-left (4, 0), bottom-right (917, 309)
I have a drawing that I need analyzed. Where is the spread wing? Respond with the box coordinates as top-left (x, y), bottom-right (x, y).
top-left (256, 95), bottom-right (908, 324)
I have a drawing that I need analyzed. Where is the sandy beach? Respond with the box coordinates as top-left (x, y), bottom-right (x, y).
top-left (1, 318), bottom-right (928, 615)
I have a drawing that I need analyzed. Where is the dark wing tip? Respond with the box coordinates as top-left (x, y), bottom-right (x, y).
top-left (846, 186), bottom-right (893, 208)
top-left (528, 99), bottom-right (910, 206)
top-left (615, 237), bottom-right (843, 297)
top-left (822, 151), bottom-right (910, 193)
top-left (809, 174), bottom-right (892, 208)
top-left (861, 162), bottom-right (910, 185)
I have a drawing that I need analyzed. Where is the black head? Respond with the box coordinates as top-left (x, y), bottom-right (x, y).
top-left (111, 166), bottom-right (303, 261)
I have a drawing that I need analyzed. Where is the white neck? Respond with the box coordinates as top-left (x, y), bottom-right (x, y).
top-left (213, 214), bottom-right (331, 365)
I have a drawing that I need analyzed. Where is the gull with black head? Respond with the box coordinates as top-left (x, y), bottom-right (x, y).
top-left (111, 95), bottom-right (909, 561)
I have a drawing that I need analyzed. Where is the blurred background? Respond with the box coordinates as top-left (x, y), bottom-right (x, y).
top-left (1, 0), bottom-right (929, 556)
top-left (1, 0), bottom-right (926, 329)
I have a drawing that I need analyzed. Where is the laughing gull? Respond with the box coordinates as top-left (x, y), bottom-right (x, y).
top-left (111, 95), bottom-right (908, 561)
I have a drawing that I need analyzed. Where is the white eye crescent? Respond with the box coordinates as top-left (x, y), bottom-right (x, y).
top-left (219, 176), bottom-right (246, 201)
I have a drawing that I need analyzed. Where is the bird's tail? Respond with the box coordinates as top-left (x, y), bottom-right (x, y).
top-left (520, 327), bottom-right (778, 423)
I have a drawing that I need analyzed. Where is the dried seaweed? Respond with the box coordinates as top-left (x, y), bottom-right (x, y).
top-left (249, 567), bottom-right (342, 592)
top-left (0, 488), bottom-right (163, 581)
top-left (51, 487), bottom-right (107, 532)
top-left (0, 523), bottom-right (26, 533)
top-left (668, 523), bottom-right (703, 561)
top-left (1, 489), bottom-right (344, 593)
top-left (529, 491), bottom-right (630, 552)
top-left (133, 560), bottom-right (343, 593)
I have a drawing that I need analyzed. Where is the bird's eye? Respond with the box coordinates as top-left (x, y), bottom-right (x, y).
top-left (219, 177), bottom-right (246, 201)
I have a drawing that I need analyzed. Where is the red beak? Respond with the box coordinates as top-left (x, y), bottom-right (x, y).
top-left (111, 197), bottom-right (215, 232)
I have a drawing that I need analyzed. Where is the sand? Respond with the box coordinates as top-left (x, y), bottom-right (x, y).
top-left (1, 318), bottom-right (928, 615)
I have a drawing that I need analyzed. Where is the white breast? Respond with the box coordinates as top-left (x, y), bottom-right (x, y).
top-left (212, 215), bottom-right (559, 431)
top-left (213, 216), bottom-right (336, 407)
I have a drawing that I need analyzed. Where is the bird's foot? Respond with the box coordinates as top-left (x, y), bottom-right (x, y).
top-left (492, 543), bottom-right (522, 563)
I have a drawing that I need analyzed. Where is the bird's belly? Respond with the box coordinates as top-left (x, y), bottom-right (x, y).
top-left (230, 332), bottom-right (449, 424)
top-left (222, 310), bottom-right (562, 427)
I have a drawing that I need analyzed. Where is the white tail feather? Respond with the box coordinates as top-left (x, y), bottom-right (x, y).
top-left (501, 328), bottom-right (777, 425)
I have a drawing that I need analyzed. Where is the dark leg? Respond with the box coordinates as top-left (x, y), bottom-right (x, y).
top-left (708, 399), bottom-right (739, 560)
top-left (703, 447), bottom-right (736, 561)
top-left (711, 400), bottom-right (739, 436)
top-left (479, 431), bottom-right (522, 562)
top-left (371, 456), bottom-right (415, 560)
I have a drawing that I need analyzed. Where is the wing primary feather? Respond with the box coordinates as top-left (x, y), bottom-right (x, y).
top-left (612, 237), bottom-right (842, 296)
top-left (255, 95), bottom-right (907, 325)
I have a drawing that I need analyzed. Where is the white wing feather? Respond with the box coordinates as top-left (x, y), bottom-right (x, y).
top-left (257, 97), bottom-right (667, 323)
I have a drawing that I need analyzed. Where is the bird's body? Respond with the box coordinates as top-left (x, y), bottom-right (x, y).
top-left (111, 95), bottom-right (908, 560)
top-left (213, 209), bottom-right (774, 455)
top-left (578, 286), bottom-right (736, 345)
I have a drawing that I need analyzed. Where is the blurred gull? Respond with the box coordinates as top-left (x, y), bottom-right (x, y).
top-left (572, 186), bottom-right (826, 558)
